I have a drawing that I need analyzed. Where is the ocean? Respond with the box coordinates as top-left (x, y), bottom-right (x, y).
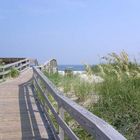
top-left (58, 65), bottom-right (85, 71)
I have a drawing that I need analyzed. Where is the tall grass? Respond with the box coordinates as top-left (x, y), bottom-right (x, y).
top-left (44, 70), bottom-right (95, 140)
top-left (89, 52), bottom-right (140, 140)
top-left (44, 71), bottom-right (94, 101)
top-left (90, 75), bottom-right (140, 139)
top-left (44, 51), bottom-right (140, 139)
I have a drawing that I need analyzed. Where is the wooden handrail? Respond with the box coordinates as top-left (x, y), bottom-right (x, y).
top-left (0, 58), bottom-right (30, 80)
top-left (33, 66), bottom-right (127, 140)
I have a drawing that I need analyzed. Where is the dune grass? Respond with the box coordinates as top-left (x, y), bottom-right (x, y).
top-left (90, 51), bottom-right (140, 140)
top-left (44, 51), bottom-right (140, 140)
top-left (10, 68), bottom-right (20, 78)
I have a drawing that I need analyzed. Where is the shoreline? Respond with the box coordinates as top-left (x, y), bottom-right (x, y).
top-left (58, 70), bottom-right (85, 75)
top-left (58, 70), bottom-right (104, 83)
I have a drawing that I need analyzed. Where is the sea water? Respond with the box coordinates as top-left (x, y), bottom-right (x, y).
top-left (58, 65), bottom-right (85, 71)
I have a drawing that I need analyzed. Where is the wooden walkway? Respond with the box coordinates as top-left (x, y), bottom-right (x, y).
top-left (0, 69), bottom-right (54, 140)
top-left (0, 65), bottom-right (127, 140)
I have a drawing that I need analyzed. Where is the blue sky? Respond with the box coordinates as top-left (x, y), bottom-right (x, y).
top-left (0, 0), bottom-right (140, 64)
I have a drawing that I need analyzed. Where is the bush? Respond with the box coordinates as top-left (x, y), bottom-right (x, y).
top-left (89, 51), bottom-right (140, 140)
top-left (44, 71), bottom-right (62, 86)
top-left (90, 75), bottom-right (140, 140)
top-left (10, 68), bottom-right (19, 78)
top-left (73, 80), bottom-right (94, 101)
top-left (64, 68), bottom-right (73, 77)
top-left (44, 51), bottom-right (140, 139)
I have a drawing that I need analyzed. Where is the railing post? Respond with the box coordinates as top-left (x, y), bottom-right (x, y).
top-left (25, 60), bottom-right (27, 68)
top-left (20, 62), bottom-right (22, 71)
top-left (2, 68), bottom-right (5, 80)
top-left (44, 89), bottom-right (49, 113)
top-left (59, 105), bottom-right (65, 140)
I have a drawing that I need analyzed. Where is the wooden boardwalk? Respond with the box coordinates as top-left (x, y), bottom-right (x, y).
top-left (0, 69), bottom-right (54, 140)
top-left (0, 64), bottom-right (127, 140)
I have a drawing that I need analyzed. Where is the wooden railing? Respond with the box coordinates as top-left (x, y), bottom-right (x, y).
top-left (0, 58), bottom-right (30, 80)
top-left (33, 66), bottom-right (127, 140)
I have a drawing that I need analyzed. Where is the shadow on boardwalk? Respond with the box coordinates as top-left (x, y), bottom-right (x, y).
top-left (19, 79), bottom-right (55, 140)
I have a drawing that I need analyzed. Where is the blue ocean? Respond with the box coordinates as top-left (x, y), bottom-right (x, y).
top-left (58, 65), bottom-right (85, 71)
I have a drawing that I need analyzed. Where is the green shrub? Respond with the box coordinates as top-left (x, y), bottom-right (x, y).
top-left (89, 51), bottom-right (140, 140)
top-left (10, 68), bottom-right (19, 78)
top-left (91, 65), bottom-right (100, 74)
top-left (44, 51), bottom-right (140, 139)
top-left (44, 71), bottom-right (63, 86)
top-left (64, 68), bottom-right (73, 77)
top-left (90, 75), bottom-right (140, 140)
top-left (73, 80), bottom-right (94, 101)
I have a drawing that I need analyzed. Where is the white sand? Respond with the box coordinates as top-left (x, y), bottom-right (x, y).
top-left (79, 74), bottom-right (104, 83)
top-left (58, 70), bottom-right (85, 75)
top-left (58, 71), bottom-right (104, 83)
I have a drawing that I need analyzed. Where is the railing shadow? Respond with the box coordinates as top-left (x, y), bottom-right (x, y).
top-left (19, 79), bottom-right (55, 140)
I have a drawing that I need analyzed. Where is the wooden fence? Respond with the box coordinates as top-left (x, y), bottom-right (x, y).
top-left (0, 58), bottom-right (30, 80)
top-left (33, 66), bottom-right (127, 140)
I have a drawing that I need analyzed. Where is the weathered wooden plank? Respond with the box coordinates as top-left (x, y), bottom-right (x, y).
top-left (0, 58), bottom-right (30, 80)
top-left (17, 62), bottom-right (30, 70)
top-left (34, 76), bottom-right (79, 140)
top-left (33, 82), bottom-right (60, 140)
top-left (0, 70), bottom-right (10, 76)
top-left (0, 69), bottom-right (54, 139)
top-left (33, 67), bottom-right (127, 140)
top-left (58, 106), bottom-right (65, 140)
top-left (3, 58), bottom-right (29, 69)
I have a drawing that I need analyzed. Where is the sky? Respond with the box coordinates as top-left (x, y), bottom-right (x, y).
top-left (0, 0), bottom-right (140, 64)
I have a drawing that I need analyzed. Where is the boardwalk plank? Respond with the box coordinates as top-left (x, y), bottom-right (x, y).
top-left (0, 69), bottom-right (54, 140)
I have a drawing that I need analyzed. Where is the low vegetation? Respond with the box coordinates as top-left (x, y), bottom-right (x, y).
top-left (44, 71), bottom-right (95, 102)
top-left (0, 59), bottom-right (4, 66)
top-left (90, 51), bottom-right (140, 140)
top-left (44, 51), bottom-right (140, 140)
top-left (10, 68), bottom-right (20, 78)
